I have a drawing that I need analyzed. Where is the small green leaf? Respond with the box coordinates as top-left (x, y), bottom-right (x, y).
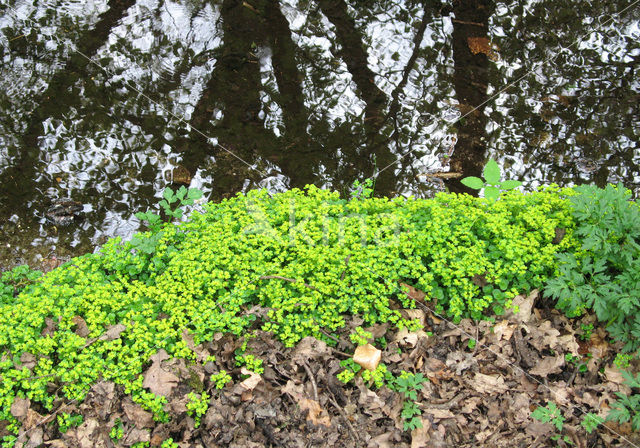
top-left (498, 180), bottom-right (522, 190)
top-left (484, 186), bottom-right (500, 202)
top-left (176, 186), bottom-right (187, 201)
top-left (483, 159), bottom-right (501, 184)
top-left (188, 188), bottom-right (203, 200)
top-left (460, 176), bottom-right (484, 190)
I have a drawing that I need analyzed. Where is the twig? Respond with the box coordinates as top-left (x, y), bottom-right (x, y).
top-left (472, 320), bottom-right (479, 355)
top-left (318, 328), bottom-right (340, 344)
top-left (301, 361), bottom-right (318, 401)
top-left (330, 347), bottom-right (353, 358)
top-left (21, 400), bottom-right (76, 437)
top-left (259, 275), bottom-right (317, 291)
top-left (340, 255), bottom-right (351, 281)
top-left (327, 394), bottom-right (360, 445)
top-left (426, 392), bottom-right (467, 410)
top-left (567, 366), bottom-right (578, 387)
top-left (452, 18), bottom-right (486, 27)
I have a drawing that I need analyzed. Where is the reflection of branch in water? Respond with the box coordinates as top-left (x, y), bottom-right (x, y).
top-left (386, 1), bottom-right (432, 125)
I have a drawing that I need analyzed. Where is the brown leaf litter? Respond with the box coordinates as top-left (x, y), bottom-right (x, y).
top-left (7, 289), bottom-right (640, 447)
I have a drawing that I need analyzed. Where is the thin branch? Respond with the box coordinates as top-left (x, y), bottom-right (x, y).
top-left (328, 394), bottom-right (359, 444)
top-left (301, 360), bottom-right (319, 402)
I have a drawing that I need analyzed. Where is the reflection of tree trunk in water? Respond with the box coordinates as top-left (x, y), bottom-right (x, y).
top-left (183, 0), bottom-right (271, 199)
top-left (0, 0), bottom-right (136, 217)
top-left (444, 0), bottom-right (492, 196)
top-left (316, 0), bottom-right (395, 195)
top-left (263, 1), bottom-right (321, 189)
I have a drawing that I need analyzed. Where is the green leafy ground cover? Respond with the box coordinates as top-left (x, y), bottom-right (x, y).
top-left (1, 183), bottom-right (638, 444)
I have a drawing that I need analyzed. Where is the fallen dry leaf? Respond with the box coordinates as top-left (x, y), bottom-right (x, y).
top-left (400, 282), bottom-right (427, 306)
top-left (353, 344), bottom-right (381, 371)
top-left (492, 320), bottom-right (515, 341)
top-left (298, 398), bottom-right (331, 427)
top-left (142, 350), bottom-right (179, 397)
top-left (76, 418), bottom-right (100, 448)
top-left (469, 373), bottom-right (509, 394)
top-left (530, 355), bottom-right (564, 377)
top-left (98, 323), bottom-right (126, 341)
top-left (236, 367), bottom-right (262, 393)
top-left (506, 290), bottom-right (538, 323)
top-left (10, 397), bottom-right (30, 419)
top-left (123, 401), bottom-right (154, 428)
top-left (71, 316), bottom-right (90, 338)
top-left (368, 431), bottom-right (394, 448)
top-left (18, 353), bottom-right (37, 370)
top-left (445, 352), bottom-right (477, 376)
top-left (282, 379), bottom-right (303, 395)
top-left (181, 329), bottom-right (209, 363)
top-left (604, 364), bottom-right (626, 385)
top-left (527, 320), bottom-right (560, 351)
top-left (41, 317), bottom-right (58, 337)
top-left (395, 327), bottom-right (430, 348)
top-left (122, 427), bottom-right (151, 446)
top-left (403, 309), bottom-right (427, 327)
top-left (411, 418), bottom-right (431, 447)
top-left (423, 408), bottom-right (455, 419)
top-left (292, 336), bottom-right (331, 364)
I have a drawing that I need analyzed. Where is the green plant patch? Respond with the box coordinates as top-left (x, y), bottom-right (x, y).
top-left (545, 183), bottom-right (640, 351)
top-left (0, 184), bottom-right (579, 442)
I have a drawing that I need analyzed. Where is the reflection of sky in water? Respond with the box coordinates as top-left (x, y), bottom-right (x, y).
top-left (487, 1), bottom-right (640, 188)
top-left (283, 0), bottom-right (365, 124)
top-left (0, 0), bottom-right (639, 266)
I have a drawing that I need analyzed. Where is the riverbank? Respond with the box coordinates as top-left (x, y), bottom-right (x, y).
top-left (1, 184), bottom-right (639, 446)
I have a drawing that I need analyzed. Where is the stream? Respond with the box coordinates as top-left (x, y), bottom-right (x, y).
top-left (0, 0), bottom-right (638, 270)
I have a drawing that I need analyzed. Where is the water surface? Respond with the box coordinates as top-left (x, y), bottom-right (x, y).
top-left (0, 0), bottom-right (638, 269)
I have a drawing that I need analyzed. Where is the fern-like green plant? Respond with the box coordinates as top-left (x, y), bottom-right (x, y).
top-left (607, 371), bottom-right (640, 431)
top-left (545, 183), bottom-right (640, 351)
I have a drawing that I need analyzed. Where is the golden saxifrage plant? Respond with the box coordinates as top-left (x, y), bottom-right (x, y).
top-left (0, 184), bottom-right (578, 444)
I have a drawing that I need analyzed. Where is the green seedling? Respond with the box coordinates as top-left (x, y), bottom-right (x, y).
top-left (460, 158), bottom-right (522, 201)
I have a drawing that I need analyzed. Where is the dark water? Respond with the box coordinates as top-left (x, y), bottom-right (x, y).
top-left (0, 0), bottom-right (638, 270)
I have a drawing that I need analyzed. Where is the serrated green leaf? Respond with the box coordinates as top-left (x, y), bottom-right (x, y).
top-left (483, 159), bottom-right (501, 184)
top-left (460, 176), bottom-right (484, 189)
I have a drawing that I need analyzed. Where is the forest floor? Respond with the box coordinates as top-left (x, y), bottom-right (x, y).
top-left (9, 290), bottom-right (640, 448)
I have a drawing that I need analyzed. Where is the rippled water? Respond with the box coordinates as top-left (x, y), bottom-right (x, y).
top-left (0, 0), bottom-right (638, 269)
